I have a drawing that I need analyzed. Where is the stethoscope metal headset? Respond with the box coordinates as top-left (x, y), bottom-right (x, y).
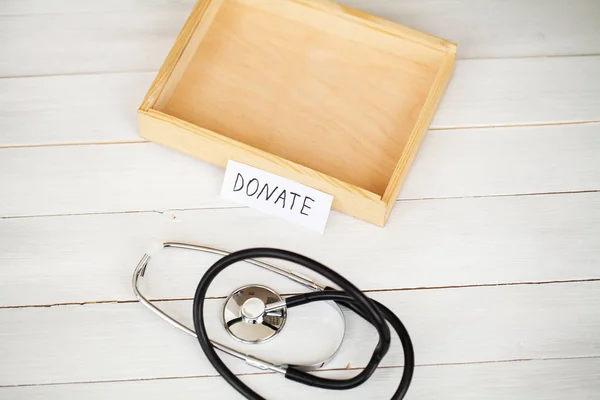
top-left (133, 241), bottom-right (415, 399)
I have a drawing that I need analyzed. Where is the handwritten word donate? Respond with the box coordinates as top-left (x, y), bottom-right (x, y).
top-left (221, 161), bottom-right (334, 232)
top-left (233, 173), bottom-right (314, 216)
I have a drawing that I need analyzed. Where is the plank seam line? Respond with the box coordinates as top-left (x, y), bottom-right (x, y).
top-left (459, 53), bottom-right (600, 61)
top-left (397, 189), bottom-right (600, 203)
top-left (0, 69), bottom-right (160, 80)
top-left (429, 120), bottom-right (600, 131)
top-left (0, 140), bottom-right (149, 149)
top-left (0, 206), bottom-right (242, 220)
top-left (1, 355), bottom-right (598, 389)
top-left (2, 278), bottom-right (599, 310)
top-left (2, 120), bottom-right (600, 150)
top-left (0, 10), bottom-right (189, 18)
top-left (2, 189), bottom-right (599, 221)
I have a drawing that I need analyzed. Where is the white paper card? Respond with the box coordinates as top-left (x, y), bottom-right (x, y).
top-left (221, 161), bottom-right (334, 233)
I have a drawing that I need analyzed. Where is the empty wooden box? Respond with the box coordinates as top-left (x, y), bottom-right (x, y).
top-left (138, 0), bottom-right (456, 226)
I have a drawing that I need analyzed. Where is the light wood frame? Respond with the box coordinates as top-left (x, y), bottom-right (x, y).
top-left (138, 0), bottom-right (456, 226)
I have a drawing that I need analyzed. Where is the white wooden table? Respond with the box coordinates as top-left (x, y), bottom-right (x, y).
top-left (1, 1), bottom-right (600, 398)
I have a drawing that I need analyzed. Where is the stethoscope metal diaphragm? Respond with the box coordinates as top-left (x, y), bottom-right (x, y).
top-left (223, 285), bottom-right (287, 344)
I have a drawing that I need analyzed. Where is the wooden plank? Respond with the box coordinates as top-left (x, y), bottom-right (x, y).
top-left (0, 141), bottom-right (225, 218)
top-left (1, 358), bottom-right (598, 399)
top-left (2, 57), bottom-right (600, 148)
top-left (0, 282), bottom-right (598, 386)
top-left (344, 0), bottom-right (600, 59)
top-left (1, 192), bottom-right (599, 307)
top-left (1, 1), bottom-right (600, 77)
top-left (401, 122), bottom-right (600, 199)
top-left (1, 122), bottom-right (599, 218)
top-left (0, 72), bottom-right (155, 147)
top-left (432, 56), bottom-right (600, 129)
top-left (0, 8), bottom-right (191, 77)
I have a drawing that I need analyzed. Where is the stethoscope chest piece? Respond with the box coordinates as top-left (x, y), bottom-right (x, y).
top-left (223, 285), bottom-right (287, 344)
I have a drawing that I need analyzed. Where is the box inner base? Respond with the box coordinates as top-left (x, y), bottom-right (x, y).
top-left (162, 0), bottom-right (444, 196)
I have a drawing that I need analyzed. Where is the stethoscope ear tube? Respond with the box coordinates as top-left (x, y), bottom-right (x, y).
top-left (193, 248), bottom-right (414, 399)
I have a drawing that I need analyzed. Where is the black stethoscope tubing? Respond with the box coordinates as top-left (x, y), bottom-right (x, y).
top-left (193, 247), bottom-right (415, 399)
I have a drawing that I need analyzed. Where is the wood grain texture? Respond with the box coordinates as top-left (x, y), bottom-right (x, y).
top-left (342, 0), bottom-right (600, 59)
top-left (140, 0), bottom-right (456, 226)
top-left (140, 0), bottom-right (223, 112)
top-left (152, 0), bottom-right (453, 214)
top-left (1, 192), bottom-right (599, 307)
top-left (400, 122), bottom-right (600, 200)
top-left (383, 50), bottom-right (455, 215)
top-left (0, 8), bottom-right (191, 77)
top-left (433, 56), bottom-right (600, 128)
top-left (2, 56), bottom-right (600, 148)
top-left (1, 0), bottom-right (600, 77)
top-left (152, 0), bottom-right (225, 110)
top-left (0, 72), bottom-right (155, 147)
top-left (1, 358), bottom-right (598, 399)
top-left (0, 282), bottom-right (598, 386)
top-left (2, 122), bottom-right (599, 218)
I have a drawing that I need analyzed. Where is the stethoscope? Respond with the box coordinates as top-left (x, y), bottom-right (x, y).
top-left (133, 241), bottom-right (415, 399)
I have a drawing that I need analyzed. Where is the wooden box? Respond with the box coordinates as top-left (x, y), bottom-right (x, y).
top-left (138, 0), bottom-right (456, 226)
